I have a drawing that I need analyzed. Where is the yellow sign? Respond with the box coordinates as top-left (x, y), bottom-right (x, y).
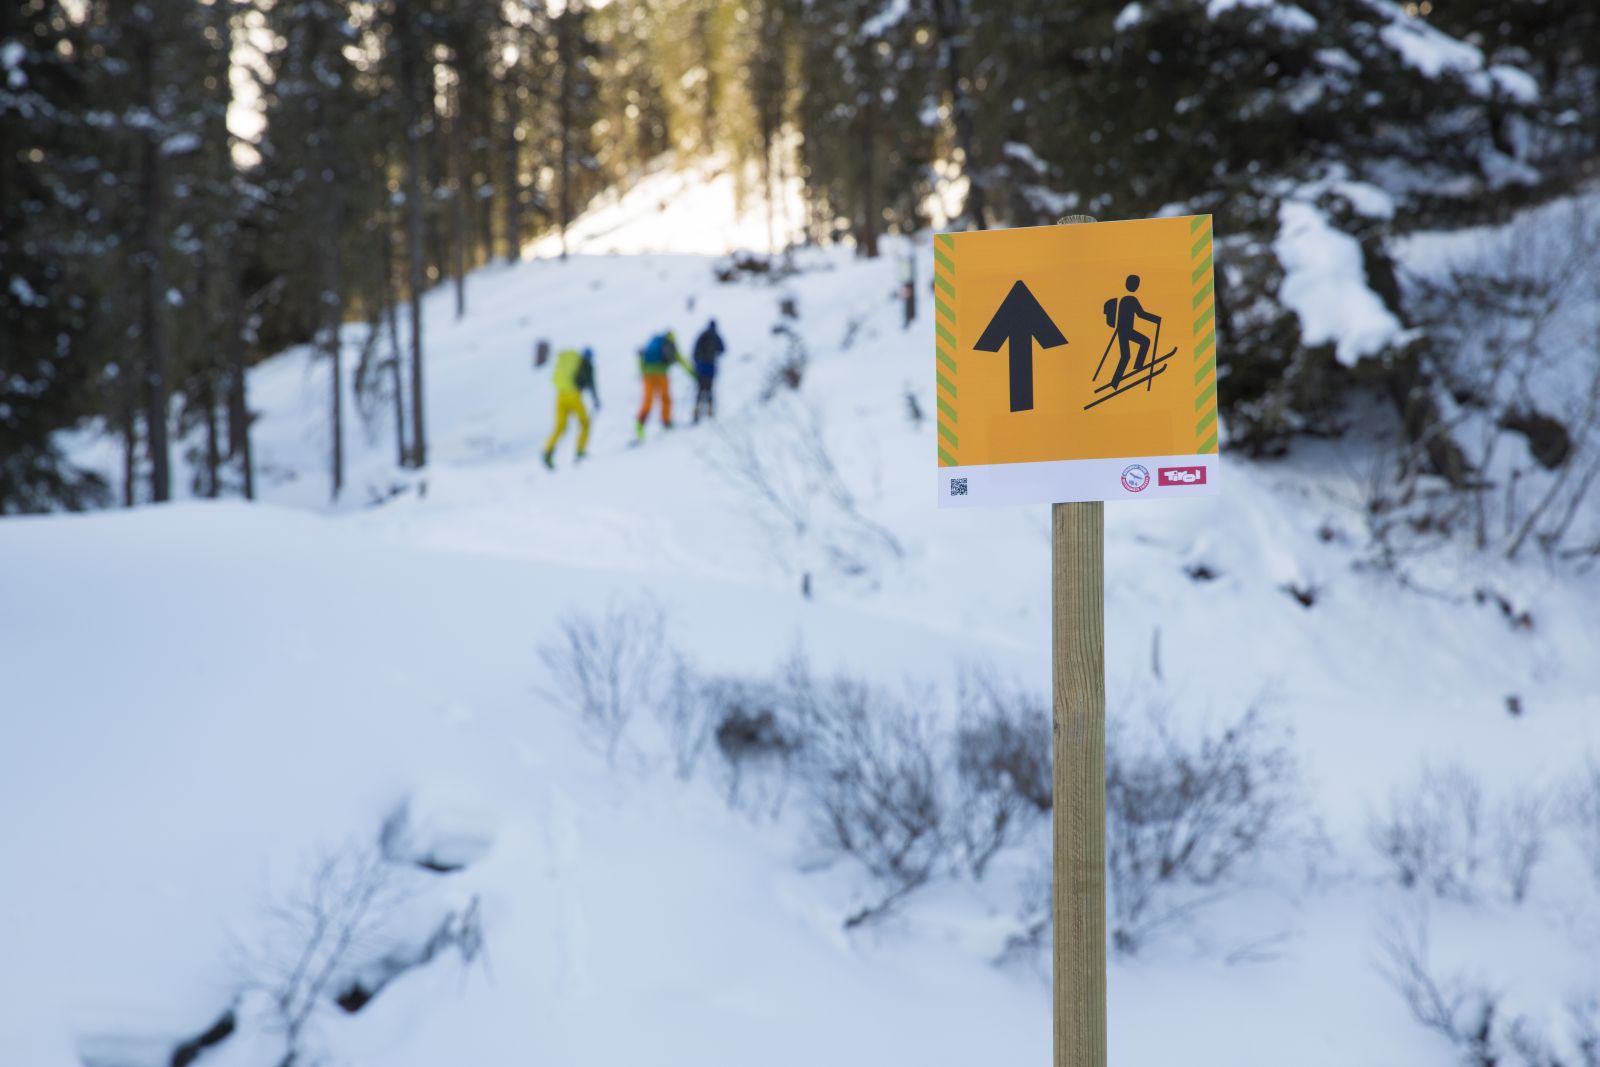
top-left (935, 216), bottom-right (1219, 506)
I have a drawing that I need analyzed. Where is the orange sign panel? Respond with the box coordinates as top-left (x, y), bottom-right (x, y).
top-left (935, 216), bottom-right (1219, 506)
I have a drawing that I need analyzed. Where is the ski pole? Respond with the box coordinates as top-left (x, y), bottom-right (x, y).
top-left (1147, 318), bottom-right (1162, 391)
top-left (1093, 332), bottom-right (1115, 382)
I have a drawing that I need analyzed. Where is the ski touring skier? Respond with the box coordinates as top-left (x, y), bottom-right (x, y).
top-left (1101, 274), bottom-right (1163, 390)
top-left (690, 319), bottom-right (726, 423)
top-left (543, 346), bottom-right (600, 469)
top-left (634, 330), bottom-right (692, 442)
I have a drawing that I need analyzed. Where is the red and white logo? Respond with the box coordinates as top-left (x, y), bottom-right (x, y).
top-left (1158, 465), bottom-right (1208, 487)
top-left (1120, 464), bottom-right (1151, 493)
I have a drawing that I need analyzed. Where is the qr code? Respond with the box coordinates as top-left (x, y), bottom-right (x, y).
top-left (950, 478), bottom-right (968, 497)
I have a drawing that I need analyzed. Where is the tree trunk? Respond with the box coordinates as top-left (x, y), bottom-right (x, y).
top-left (695, 3), bottom-right (716, 151)
top-left (931, 0), bottom-right (986, 229)
top-left (317, 110), bottom-right (344, 501)
top-left (503, 70), bottom-right (522, 263)
top-left (205, 0), bottom-right (252, 500)
top-left (475, 84), bottom-right (494, 266)
top-left (856, 40), bottom-right (879, 259)
top-left (196, 251), bottom-right (221, 499)
top-left (123, 366), bottom-right (137, 507)
top-left (135, 16), bottom-right (171, 502)
top-left (383, 209), bottom-right (408, 467)
top-left (202, 376), bottom-right (221, 498)
top-left (557, 8), bottom-right (574, 260)
top-left (388, 300), bottom-right (407, 469)
top-left (397, 3), bottom-right (428, 468)
top-left (451, 80), bottom-right (467, 320)
top-left (225, 262), bottom-right (254, 500)
top-left (755, 0), bottom-right (781, 257)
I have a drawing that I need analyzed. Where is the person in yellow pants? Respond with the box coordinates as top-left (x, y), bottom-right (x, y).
top-left (543, 347), bottom-right (599, 469)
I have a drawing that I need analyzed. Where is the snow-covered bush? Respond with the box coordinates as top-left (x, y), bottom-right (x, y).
top-left (1370, 764), bottom-right (1489, 902)
top-left (1378, 905), bottom-right (1600, 1067)
top-left (1495, 788), bottom-right (1553, 906)
top-left (781, 656), bottom-right (950, 928)
top-left (537, 598), bottom-right (667, 763)
top-left (656, 653), bottom-right (716, 781)
top-left (759, 322), bottom-right (808, 401)
top-left (951, 668), bottom-right (1051, 879)
top-left (707, 395), bottom-right (903, 598)
top-left (1378, 904), bottom-right (1505, 1067)
top-left (1369, 764), bottom-right (1553, 906)
top-left (380, 786), bottom-right (498, 874)
top-left (703, 672), bottom-right (802, 812)
top-left (1566, 758), bottom-right (1600, 894)
top-left (235, 841), bottom-right (415, 1067)
top-left (1106, 707), bottom-right (1302, 954)
top-left (1379, 201), bottom-right (1600, 564)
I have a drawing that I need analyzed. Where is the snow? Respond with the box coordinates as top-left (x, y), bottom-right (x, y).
top-left (1274, 198), bottom-right (1404, 365)
top-left (1003, 141), bottom-right (1047, 175)
top-left (381, 782), bottom-right (499, 872)
top-left (861, 0), bottom-right (911, 38)
top-left (1395, 186), bottom-right (1600, 464)
top-left (1206, 0), bottom-right (1318, 33)
top-left (1114, 3), bottom-right (1145, 31)
top-left (160, 131), bottom-right (202, 157)
top-left (1374, 2), bottom-right (1539, 103)
top-left (1315, 47), bottom-right (1360, 74)
top-left (8, 161), bottom-right (1600, 1066)
top-left (10, 274), bottom-right (44, 307)
top-left (1, 39), bottom-right (24, 89)
top-left (528, 156), bottom-right (805, 258)
top-left (1329, 179), bottom-right (1396, 219)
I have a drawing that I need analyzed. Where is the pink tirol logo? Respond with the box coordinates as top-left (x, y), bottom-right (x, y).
top-left (1157, 465), bottom-right (1208, 487)
top-left (1120, 464), bottom-right (1151, 493)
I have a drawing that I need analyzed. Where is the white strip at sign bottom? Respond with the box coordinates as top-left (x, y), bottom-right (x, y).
top-left (938, 453), bottom-right (1220, 507)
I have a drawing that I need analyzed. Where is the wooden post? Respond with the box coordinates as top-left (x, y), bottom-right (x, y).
top-left (1053, 214), bottom-right (1107, 1067)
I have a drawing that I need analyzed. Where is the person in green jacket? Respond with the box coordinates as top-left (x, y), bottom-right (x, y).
top-left (543, 347), bottom-right (600, 469)
top-left (634, 330), bottom-right (693, 442)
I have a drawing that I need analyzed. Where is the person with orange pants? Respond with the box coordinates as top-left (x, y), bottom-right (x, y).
top-left (543, 347), bottom-right (599, 469)
top-left (634, 330), bottom-right (692, 442)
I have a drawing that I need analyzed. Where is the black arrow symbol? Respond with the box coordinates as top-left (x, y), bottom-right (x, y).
top-left (973, 281), bottom-right (1068, 413)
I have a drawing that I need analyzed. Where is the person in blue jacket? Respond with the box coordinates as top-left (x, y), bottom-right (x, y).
top-left (690, 319), bottom-right (726, 423)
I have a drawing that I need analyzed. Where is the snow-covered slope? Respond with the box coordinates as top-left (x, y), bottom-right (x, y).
top-left (5, 162), bottom-right (1600, 1066)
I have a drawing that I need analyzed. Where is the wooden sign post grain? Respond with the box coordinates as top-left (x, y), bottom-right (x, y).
top-left (1053, 214), bottom-right (1107, 1067)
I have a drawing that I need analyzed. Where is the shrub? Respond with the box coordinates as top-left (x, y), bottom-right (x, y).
top-left (1369, 764), bottom-right (1488, 902)
top-left (657, 654), bottom-right (715, 781)
top-left (951, 668), bottom-right (1051, 879)
top-left (1566, 758), bottom-right (1600, 894)
top-left (537, 599), bottom-right (667, 763)
top-left (703, 674), bottom-right (801, 812)
top-left (1370, 764), bottom-right (1553, 906)
top-left (784, 657), bottom-right (949, 928)
top-left (1105, 706), bottom-right (1300, 953)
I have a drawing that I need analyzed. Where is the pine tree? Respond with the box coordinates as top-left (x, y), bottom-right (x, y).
top-left (793, 0), bottom-right (936, 255)
top-left (0, 2), bottom-right (108, 513)
top-left (996, 0), bottom-right (1550, 460)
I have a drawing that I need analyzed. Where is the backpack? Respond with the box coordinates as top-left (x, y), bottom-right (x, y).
top-left (642, 334), bottom-right (667, 366)
top-left (573, 358), bottom-right (594, 393)
top-left (1103, 298), bottom-right (1117, 328)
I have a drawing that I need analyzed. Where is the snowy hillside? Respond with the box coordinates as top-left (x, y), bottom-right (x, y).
top-left (5, 161), bottom-right (1600, 1066)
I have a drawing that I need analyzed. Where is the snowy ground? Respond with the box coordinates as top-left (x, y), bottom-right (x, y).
top-left (4, 160), bottom-right (1599, 1065)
